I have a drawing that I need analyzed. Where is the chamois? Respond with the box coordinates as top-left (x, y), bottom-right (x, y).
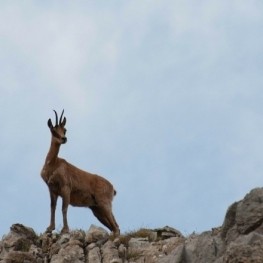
top-left (41, 110), bottom-right (120, 235)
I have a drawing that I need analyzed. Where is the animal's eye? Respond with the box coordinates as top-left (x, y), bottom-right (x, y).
top-left (64, 129), bottom-right (67, 134)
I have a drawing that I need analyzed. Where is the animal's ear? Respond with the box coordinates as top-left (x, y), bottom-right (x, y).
top-left (47, 119), bottom-right (53, 129)
top-left (61, 117), bottom-right (66, 127)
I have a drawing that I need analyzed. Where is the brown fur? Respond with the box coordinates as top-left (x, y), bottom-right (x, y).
top-left (41, 110), bottom-right (120, 235)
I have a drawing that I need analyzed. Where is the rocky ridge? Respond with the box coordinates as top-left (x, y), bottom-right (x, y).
top-left (1, 187), bottom-right (263, 262)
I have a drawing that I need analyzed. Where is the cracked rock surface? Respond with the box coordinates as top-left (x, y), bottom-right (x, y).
top-left (1, 187), bottom-right (263, 262)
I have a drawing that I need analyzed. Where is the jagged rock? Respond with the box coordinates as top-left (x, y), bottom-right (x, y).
top-left (128, 237), bottom-right (150, 249)
top-left (236, 188), bottom-right (263, 234)
top-left (158, 244), bottom-right (185, 263)
top-left (50, 241), bottom-right (84, 263)
top-left (221, 202), bottom-right (238, 240)
top-left (154, 226), bottom-right (183, 240)
top-left (48, 232), bottom-right (85, 263)
top-left (0, 224), bottom-right (38, 262)
top-left (127, 238), bottom-right (150, 262)
top-left (85, 225), bottom-right (109, 245)
top-left (86, 245), bottom-right (101, 263)
top-left (2, 188), bottom-right (263, 262)
top-left (125, 235), bottom-right (184, 262)
top-left (70, 230), bottom-right (85, 243)
top-left (118, 243), bottom-right (127, 260)
top-left (3, 251), bottom-right (37, 263)
top-left (182, 230), bottom-right (225, 263)
top-left (223, 240), bottom-right (263, 263)
top-left (222, 188), bottom-right (263, 243)
top-left (101, 240), bottom-right (121, 263)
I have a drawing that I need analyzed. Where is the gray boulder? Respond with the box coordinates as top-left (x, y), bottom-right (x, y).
top-left (2, 188), bottom-right (263, 262)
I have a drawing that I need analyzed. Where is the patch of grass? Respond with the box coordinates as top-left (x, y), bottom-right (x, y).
top-left (127, 228), bottom-right (154, 240)
top-left (116, 228), bottom-right (155, 247)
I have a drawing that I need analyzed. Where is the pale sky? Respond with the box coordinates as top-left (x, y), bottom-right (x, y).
top-left (1, 1), bottom-right (263, 237)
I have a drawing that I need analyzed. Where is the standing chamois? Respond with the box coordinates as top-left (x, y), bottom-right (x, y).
top-left (41, 110), bottom-right (120, 235)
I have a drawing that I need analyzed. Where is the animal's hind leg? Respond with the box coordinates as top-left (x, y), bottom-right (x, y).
top-left (106, 207), bottom-right (119, 235)
top-left (91, 206), bottom-right (120, 235)
top-left (91, 206), bottom-right (112, 230)
top-left (110, 212), bottom-right (120, 235)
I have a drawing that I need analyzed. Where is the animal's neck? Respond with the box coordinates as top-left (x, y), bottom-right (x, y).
top-left (45, 139), bottom-right (61, 165)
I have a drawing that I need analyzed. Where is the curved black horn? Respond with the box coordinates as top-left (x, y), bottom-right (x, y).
top-left (53, 110), bottom-right (58, 126)
top-left (59, 109), bottom-right (64, 125)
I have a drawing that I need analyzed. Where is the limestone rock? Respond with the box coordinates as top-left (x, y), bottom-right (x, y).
top-left (101, 240), bottom-right (120, 263)
top-left (85, 225), bottom-right (109, 245)
top-left (236, 188), bottom-right (263, 234)
top-left (0, 224), bottom-right (38, 262)
top-left (222, 188), bottom-right (263, 243)
top-left (183, 230), bottom-right (224, 263)
top-left (1, 187), bottom-right (263, 262)
top-left (154, 226), bottom-right (183, 240)
top-left (3, 251), bottom-right (37, 263)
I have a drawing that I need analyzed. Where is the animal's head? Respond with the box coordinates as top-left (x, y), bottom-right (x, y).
top-left (47, 110), bottom-right (67, 144)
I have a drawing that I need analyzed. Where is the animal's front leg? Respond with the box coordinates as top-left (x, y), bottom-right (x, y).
top-left (61, 187), bottom-right (70, 234)
top-left (46, 190), bottom-right (58, 233)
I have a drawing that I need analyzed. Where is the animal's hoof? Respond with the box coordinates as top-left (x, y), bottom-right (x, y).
top-left (61, 227), bottom-right (69, 234)
top-left (45, 226), bottom-right (55, 233)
